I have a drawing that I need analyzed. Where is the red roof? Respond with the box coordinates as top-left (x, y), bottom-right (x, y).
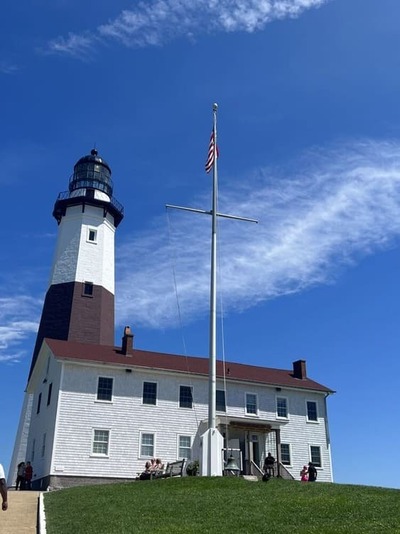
top-left (44, 338), bottom-right (334, 393)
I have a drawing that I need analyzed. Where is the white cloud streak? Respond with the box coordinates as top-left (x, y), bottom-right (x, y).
top-left (0, 297), bottom-right (40, 364)
top-left (46, 0), bottom-right (330, 57)
top-left (115, 139), bottom-right (400, 329)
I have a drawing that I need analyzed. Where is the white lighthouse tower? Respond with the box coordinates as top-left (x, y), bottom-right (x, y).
top-left (29, 149), bottom-right (124, 377)
top-left (10, 149), bottom-right (124, 482)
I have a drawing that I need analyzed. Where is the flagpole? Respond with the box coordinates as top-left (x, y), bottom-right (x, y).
top-left (209, 102), bottom-right (218, 433)
top-left (165, 103), bottom-right (257, 477)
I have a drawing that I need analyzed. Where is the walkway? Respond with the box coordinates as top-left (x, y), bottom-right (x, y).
top-left (0, 490), bottom-right (40, 534)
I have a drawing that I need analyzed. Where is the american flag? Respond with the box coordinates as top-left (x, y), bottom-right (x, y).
top-left (205, 130), bottom-right (219, 173)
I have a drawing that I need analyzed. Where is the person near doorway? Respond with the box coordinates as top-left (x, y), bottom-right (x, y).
top-left (263, 452), bottom-right (275, 477)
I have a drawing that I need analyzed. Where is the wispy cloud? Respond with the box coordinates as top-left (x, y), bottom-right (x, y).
top-left (115, 139), bottom-right (400, 329)
top-left (0, 298), bottom-right (41, 364)
top-left (0, 61), bottom-right (19, 75)
top-left (46, 0), bottom-right (330, 57)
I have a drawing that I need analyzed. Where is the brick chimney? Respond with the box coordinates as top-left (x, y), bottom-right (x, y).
top-left (293, 359), bottom-right (307, 379)
top-left (121, 326), bottom-right (134, 355)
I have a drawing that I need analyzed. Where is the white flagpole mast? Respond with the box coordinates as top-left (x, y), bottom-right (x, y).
top-left (209, 102), bottom-right (218, 433)
top-left (166, 103), bottom-right (257, 477)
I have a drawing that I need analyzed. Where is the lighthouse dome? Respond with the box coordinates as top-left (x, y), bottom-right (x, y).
top-left (69, 148), bottom-right (113, 201)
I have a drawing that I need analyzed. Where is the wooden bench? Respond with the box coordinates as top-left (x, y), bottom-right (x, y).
top-left (150, 459), bottom-right (186, 480)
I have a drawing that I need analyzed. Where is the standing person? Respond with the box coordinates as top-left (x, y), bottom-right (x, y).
top-left (0, 463), bottom-right (7, 511)
top-left (24, 462), bottom-right (33, 490)
top-left (263, 453), bottom-right (275, 477)
top-left (300, 465), bottom-right (308, 482)
top-left (308, 462), bottom-right (317, 482)
top-left (15, 462), bottom-right (25, 490)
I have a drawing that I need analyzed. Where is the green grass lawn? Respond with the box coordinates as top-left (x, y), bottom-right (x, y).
top-left (44, 477), bottom-right (400, 534)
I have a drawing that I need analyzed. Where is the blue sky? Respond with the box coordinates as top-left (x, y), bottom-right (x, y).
top-left (1, 0), bottom-right (400, 488)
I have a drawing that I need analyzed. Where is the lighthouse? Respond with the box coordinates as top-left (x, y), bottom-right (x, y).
top-left (29, 148), bottom-right (124, 376)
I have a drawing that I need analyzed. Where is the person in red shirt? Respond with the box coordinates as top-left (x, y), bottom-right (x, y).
top-left (24, 462), bottom-right (33, 490)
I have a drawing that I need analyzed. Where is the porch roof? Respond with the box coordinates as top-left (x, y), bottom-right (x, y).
top-left (215, 416), bottom-right (288, 431)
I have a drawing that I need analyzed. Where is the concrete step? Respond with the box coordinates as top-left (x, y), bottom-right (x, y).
top-left (0, 490), bottom-right (40, 534)
top-left (242, 475), bottom-right (260, 482)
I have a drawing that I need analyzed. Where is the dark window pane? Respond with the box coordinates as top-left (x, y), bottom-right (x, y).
top-left (179, 386), bottom-right (193, 408)
top-left (216, 390), bottom-right (226, 412)
top-left (281, 443), bottom-right (291, 465)
top-left (143, 382), bottom-right (157, 405)
top-left (97, 377), bottom-right (113, 401)
top-left (307, 401), bottom-right (318, 421)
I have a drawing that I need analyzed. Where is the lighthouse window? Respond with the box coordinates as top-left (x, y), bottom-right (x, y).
top-left (87, 228), bottom-right (97, 243)
top-left (83, 282), bottom-right (94, 296)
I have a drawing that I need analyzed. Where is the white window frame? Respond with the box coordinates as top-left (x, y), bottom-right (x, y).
top-left (280, 443), bottom-right (291, 466)
top-left (245, 392), bottom-right (258, 416)
top-left (276, 396), bottom-right (289, 419)
top-left (87, 227), bottom-right (98, 244)
top-left (178, 435), bottom-right (192, 460)
top-left (140, 431), bottom-right (155, 458)
top-left (309, 445), bottom-right (322, 468)
top-left (92, 429), bottom-right (110, 457)
top-left (96, 376), bottom-right (114, 403)
top-left (306, 400), bottom-right (318, 423)
top-left (142, 381), bottom-right (158, 406)
top-left (179, 385), bottom-right (193, 409)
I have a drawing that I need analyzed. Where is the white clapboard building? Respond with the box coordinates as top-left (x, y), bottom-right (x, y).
top-left (10, 150), bottom-right (334, 489)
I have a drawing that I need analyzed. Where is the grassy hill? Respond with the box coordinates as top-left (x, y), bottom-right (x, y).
top-left (44, 477), bottom-right (400, 533)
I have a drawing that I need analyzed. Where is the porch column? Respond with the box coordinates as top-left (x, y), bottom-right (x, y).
top-left (275, 429), bottom-right (281, 478)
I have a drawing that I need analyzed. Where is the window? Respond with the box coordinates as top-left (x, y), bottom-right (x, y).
top-left (306, 401), bottom-right (318, 422)
top-left (41, 433), bottom-right (46, 458)
top-left (83, 282), bottom-right (94, 296)
top-left (37, 393), bottom-right (42, 414)
top-left (140, 433), bottom-right (154, 457)
top-left (216, 390), bottom-right (226, 412)
top-left (280, 443), bottom-right (291, 465)
top-left (310, 446), bottom-right (322, 467)
top-left (97, 377), bottom-right (113, 402)
top-left (276, 397), bottom-right (288, 418)
top-left (47, 383), bottom-right (53, 406)
top-left (87, 228), bottom-right (97, 243)
top-left (31, 439), bottom-right (36, 463)
top-left (143, 382), bottom-right (157, 405)
top-left (92, 430), bottom-right (110, 455)
top-left (179, 386), bottom-right (193, 409)
top-left (178, 435), bottom-right (192, 459)
top-left (246, 393), bottom-right (257, 415)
